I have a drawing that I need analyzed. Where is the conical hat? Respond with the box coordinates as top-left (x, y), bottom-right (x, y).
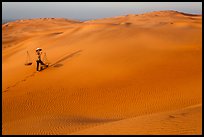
top-left (36, 48), bottom-right (42, 51)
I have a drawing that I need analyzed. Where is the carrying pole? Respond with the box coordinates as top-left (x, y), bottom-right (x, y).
top-left (24, 51), bottom-right (32, 66)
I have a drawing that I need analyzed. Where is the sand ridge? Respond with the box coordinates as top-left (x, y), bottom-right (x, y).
top-left (72, 104), bottom-right (202, 135)
top-left (2, 11), bottom-right (202, 135)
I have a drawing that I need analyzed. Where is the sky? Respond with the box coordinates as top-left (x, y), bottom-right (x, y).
top-left (2, 2), bottom-right (202, 21)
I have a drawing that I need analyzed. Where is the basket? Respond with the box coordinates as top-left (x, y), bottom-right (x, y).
top-left (25, 62), bottom-right (32, 66)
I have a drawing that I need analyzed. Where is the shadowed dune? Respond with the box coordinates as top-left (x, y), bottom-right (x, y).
top-left (73, 104), bottom-right (202, 135)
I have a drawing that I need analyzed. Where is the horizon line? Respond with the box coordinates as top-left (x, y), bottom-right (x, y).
top-left (2, 10), bottom-right (202, 24)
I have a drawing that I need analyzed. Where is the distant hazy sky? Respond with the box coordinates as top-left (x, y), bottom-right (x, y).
top-left (2, 2), bottom-right (202, 21)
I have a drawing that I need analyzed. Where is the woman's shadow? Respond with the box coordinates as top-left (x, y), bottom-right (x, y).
top-left (51, 50), bottom-right (82, 68)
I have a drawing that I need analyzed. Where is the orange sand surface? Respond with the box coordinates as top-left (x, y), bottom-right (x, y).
top-left (2, 11), bottom-right (202, 135)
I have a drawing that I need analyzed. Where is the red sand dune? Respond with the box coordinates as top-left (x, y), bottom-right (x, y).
top-left (2, 11), bottom-right (202, 135)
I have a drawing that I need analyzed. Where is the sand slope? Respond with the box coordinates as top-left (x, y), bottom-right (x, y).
top-left (2, 11), bottom-right (202, 135)
top-left (73, 104), bottom-right (202, 135)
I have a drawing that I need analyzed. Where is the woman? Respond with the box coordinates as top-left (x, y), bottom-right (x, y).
top-left (36, 48), bottom-right (47, 71)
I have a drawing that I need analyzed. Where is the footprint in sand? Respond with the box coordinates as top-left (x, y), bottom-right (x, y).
top-left (3, 90), bottom-right (8, 92)
top-left (180, 112), bottom-right (188, 116)
top-left (168, 115), bottom-right (176, 119)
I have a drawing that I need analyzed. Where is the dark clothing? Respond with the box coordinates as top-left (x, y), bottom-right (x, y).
top-left (36, 60), bottom-right (45, 71)
top-left (37, 52), bottom-right (41, 60)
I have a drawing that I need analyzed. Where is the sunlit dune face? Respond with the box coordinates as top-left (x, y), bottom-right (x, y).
top-left (2, 11), bottom-right (202, 135)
